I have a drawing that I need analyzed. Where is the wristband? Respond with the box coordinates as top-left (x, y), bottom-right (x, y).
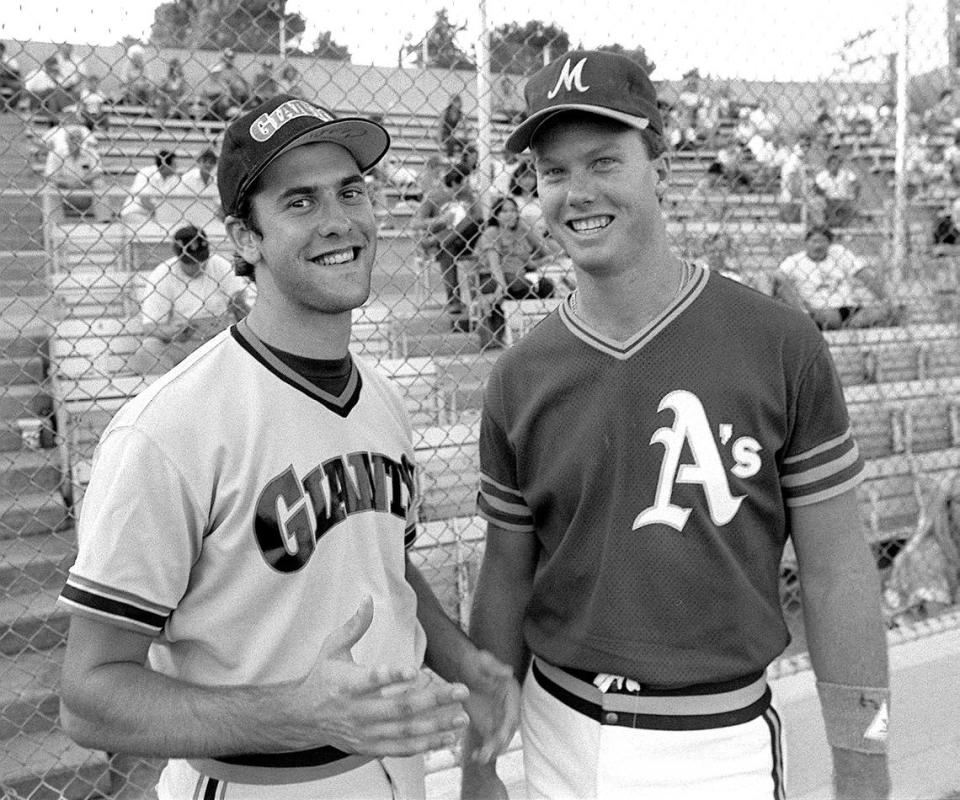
top-left (816, 681), bottom-right (889, 754)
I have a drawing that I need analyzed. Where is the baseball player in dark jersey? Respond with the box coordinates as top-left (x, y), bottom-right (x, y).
top-left (57, 96), bottom-right (519, 799)
top-left (461, 53), bottom-right (889, 800)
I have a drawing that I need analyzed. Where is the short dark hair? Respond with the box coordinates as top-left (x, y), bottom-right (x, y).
top-left (805, 224), bottom-right (834, 243)
top-left (231, 180), bottom-right (262, 281)
top-left (156, 150), bottom-right (176, 169)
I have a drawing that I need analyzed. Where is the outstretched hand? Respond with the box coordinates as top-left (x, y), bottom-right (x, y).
top-left (294, 596), bottom-right (471, 758)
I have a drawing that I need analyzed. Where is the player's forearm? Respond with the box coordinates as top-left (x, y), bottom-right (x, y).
top-left (800, 543), bottom-right (890, 798)
top-left (468, 554), bottom-right (533, 681)
top-left (61, 661), bottom-right (329, 758)
top-left (405, 559), bottom-right (480, 686)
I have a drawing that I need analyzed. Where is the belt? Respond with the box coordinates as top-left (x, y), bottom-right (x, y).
top-left (531, 658), bottom-right (771, 731)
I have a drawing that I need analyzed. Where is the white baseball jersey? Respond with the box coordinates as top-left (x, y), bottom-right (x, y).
top-left (59, 318), bottom-right (426, 784)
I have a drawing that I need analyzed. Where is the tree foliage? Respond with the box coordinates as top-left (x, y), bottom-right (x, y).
top-left (407, 8), bottom-right (474, 70)
top-left (312, 31), bottom-right (351, 61)
top-left (150, 0), bottom-right (306, 53)
top-left (595, 43), bottom-right (657, 76)
top-left (489, 20), bottom-right (570, 75)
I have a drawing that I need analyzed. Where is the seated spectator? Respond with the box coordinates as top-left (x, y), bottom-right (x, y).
top-left (54, 43), bottom-right (85, 96)
top-left (910, 141), bottom-right (953, 198)
top-left (508, 159), bottom-right (559, 251)
top-left (778, 133), bottom-right (822, 223)
top-left (204, 48), bottom-right (250, 121)
top-left (472, 195), bottom-right (555, 347)
top-left (276, 62), bottom-right (302, 98)
top-left (747, 98), bottom-right (779, 139)
top-left (415, 153), bottom-right (445, 200)
top-left (121, 44), bottom-right (152, 107)
top-left (712, 141), bottom-right (753, 191)
top-left (382, 154), bottom-right (420, 198)
top-left (181, 148), bottom-right (219, 200)
top-left (814, 152), bottom-right (860, 228)
top-left (850, 91), bottom-right (879, 137)
top-left (772, 225), bottom-right (895, 329)
top-left (154, 57), bottom-right (187, 119)
top-left (129, 225), bottom-right (250, 374)
top-left (251, 59), bottom-right (278, 105)
top-left (120, 150), bottom-right (181, 227)
top-left (0, 42), bottom-right (23, 111)
top-left (490, 148), bottom-right (521, 198)
top-left (24, 56), bottom-right (73, 115)
top-left (932, 197), bottom-right (960, 245)
top-left (438, 93), bottom-right (466, 158)
top-left (78, 73), bottom-right (109, 131)
top-left (923, 88), bottom-right (959, 133)
top-left (833, 91), bottom-right (858, 136)
top-left (689, 163), bottom-right (732, 222)
top-left (42, 124), bottom-right (111, 224)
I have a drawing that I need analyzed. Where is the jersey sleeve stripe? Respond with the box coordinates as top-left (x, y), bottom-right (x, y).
top-left (784, 472), bottom-right (864, 507)
top-left (59, 583), bottom-right (168, 635)
top-left (780, 440), bottom-right (861, 488)
top-left (404, 524), bottom-right (417, 550)
top-left (480, 473), bottom-right (525, 498)
top-left (64, 572), bottom-right (172, 616)
top-left (477, 494), bottom-right (535, 532)
top-left (782, 427), bottom-right (854, 465)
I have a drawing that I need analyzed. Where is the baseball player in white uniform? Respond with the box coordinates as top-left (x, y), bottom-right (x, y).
top-left (58, 95), bottom-right (520, 799)
top-left (461, 53), bottom-right (890, 800)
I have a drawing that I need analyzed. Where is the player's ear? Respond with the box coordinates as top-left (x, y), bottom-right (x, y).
top-left (225, 215), bottom-right (263, 265)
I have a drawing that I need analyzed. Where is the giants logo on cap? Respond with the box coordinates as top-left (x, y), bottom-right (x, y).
top-left (547, 57), bottom-right (590, 99)
top-left (250, 100), bottom-right (335, 142)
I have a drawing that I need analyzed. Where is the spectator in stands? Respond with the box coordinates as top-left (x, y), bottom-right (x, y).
top-left (812, 96), bottom-right (837, 143)
top-left (923, 88), bottom-right (959, 133)
top-left (78, 73), bottom-right (108, 131)
top-left (181, 148), bottom-right (219, 201)
top-left (120, 150), bottom-right (182, 226)
top-left (747, 97), bottom-right (779, 139)
top-left (54, 43), bottom-right (85, 96)
top-left (773, 225), bottom-right (894, 330)
top-left (121, 44), bottom-right (153, 107)
top-left (382, 153), bottom-right (420, 198)
top-left (42, 124), bottom-right (112, 224)
top-left (472, 195), bottom-right (556, 348)
top-left (508, 158), bottom-right (557, 246)
top-left (850, 91), bottom-right (880, 137)
top-left (814, 152), bottom-right (860, 228)
top-left (251, 59), bottom-right (278, 105)
top-left (415, 152), bottom-right (445, 200)
top-left (205, 48), bottom-right (250, 121)
top-left (0, 42), bottom-right (23, 111)
top-left (276, 62), bottom-right (302, 98)
top-left (438, 93), bottom-right (466, 158)
top-left (129, 224), bottom-right (250, 374)
top-left (944, 129), bottom-right (960, 182)
top-left (778, 133), bottom-right (821, 224)
top-left (154, 57), bottom-right (187, 119)
top-left (689, 162), bottom-right (732, 222)
top-left (24, 56), bottom-right (73, 115)
top-left (932, 197), bottom-right (960, 245)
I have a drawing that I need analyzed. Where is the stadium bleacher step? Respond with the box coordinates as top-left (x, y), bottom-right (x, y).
top-left (0, 585), bottom-right (68, 657)
top-left (0, 381), bottom-right (49, 423)
top-left (0, 647), bottom-right (64, 740)
top-left (0, 492), bottom-right (70, 539)
top-left (0, 729), bottom-right (111, 800)
top-left (0, 448), bottom-right (64, 501)
top-left (0, 532), bottom-right (76, 594)
top-left (0, 354), bottom-right (46, 388)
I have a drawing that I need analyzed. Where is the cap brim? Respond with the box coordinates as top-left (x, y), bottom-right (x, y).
top-left (236, 118), bottom-right (390, 211)
top-left (505, 104), bottom-right (651, 153)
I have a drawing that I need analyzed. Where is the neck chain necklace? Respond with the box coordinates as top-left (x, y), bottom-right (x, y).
top-left (569, 261), bottom-right (691, 319)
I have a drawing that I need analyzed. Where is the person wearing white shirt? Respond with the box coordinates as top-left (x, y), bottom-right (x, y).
top-left (814, 153), bottom-right (860, 227)
top-left (42, 124), bottom-right (111, 223)
top-left (180, 148), bottom-right (219, 198)
top-left (120, 150), bottom-right (182, 226)
top-left (129, 225), bottom-right (250, 374)
top-left (773, 226), bottom-right (892, 329)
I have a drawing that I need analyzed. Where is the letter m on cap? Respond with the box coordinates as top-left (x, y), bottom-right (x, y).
top-left (547, 57), bottom-right (590, 99)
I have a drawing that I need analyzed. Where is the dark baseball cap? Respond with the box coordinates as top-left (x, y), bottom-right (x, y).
top-left (505, 50), bottom-right (663, 154)
top-left (218, 95), bottom-right (391, 217)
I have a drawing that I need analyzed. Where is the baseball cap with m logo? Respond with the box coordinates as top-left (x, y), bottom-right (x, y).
top-left (505, 50), bottom-right (663, 154)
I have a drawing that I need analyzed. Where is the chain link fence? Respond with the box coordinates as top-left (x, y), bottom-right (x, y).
top-left (1, 1), bottom-right (959, 797)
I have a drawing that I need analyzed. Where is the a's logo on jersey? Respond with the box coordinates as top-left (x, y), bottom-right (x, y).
top-left (633, 390), bottom-right (761, 532)
top-left (547, 57), bottom-right (590, 99)
top-left (254, 451), bottom-right (416, 572)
